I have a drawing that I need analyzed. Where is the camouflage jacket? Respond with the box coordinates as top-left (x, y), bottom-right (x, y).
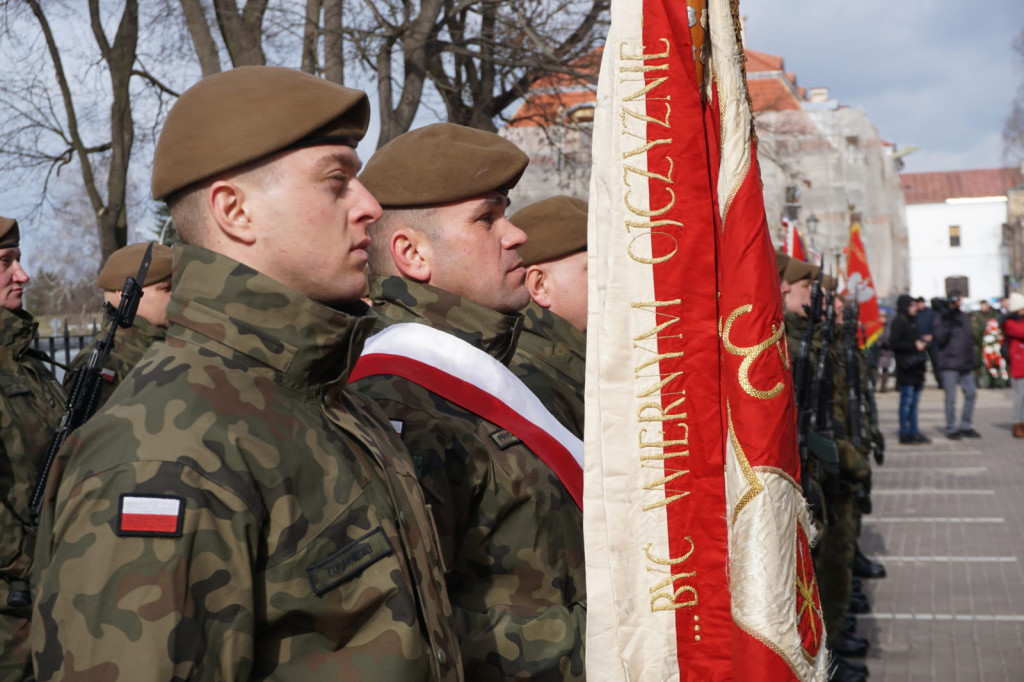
top-left (507, 303), bottom-right (585, 440)
top-left (31, 247), bottom-right (461, 682)
top-left (63, 316), bottom-right (166, 409)
top-left (0, 307), bottom-right (64, 682)
top-left (352, 276), bottom-right (586, 682)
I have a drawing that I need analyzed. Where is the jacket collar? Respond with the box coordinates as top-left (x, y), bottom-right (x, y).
top-left (368, 275), bottom-right (523, 365)
top-left (0, 306), bottom-right (38, 359)
top-left (520, 301), bottom-right (585, 353)
top-left (167, 245), bottom-right (375, 389)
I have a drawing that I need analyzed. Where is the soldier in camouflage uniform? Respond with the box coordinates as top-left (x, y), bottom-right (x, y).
top-left (63, 242), bottom-right (174, 408)
top-left (507, 196), bottom-right (588, 439)
top-left (0, 216), bottom-right (65, 682)
top-left (779, 257), bottom-right (869, 682)
top-left (31, 67), bottom-right (461, 681)
top-left (355, 124), bottom-right (586, 681)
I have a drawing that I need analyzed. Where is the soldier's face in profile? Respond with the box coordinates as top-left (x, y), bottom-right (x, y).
top-left (0, 248), bottom-right (29, 311)
top-left (535, 250), bottom-right (588, 332)
top-left (239, 144), bottom-right (382, 305)
top-left (426, 191), bottom-right (531, 314)
top-left (784, 278), bottom-right (812, 317)
top-left (135, 278), bottom-right (173, 329)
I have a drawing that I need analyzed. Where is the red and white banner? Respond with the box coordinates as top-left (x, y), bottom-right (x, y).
top-left (843, 222), bottom-right (884, 349)
top-left (350, 323), bottom-right (584, 507)
top-left (584, 0), bottom-right (827, 679)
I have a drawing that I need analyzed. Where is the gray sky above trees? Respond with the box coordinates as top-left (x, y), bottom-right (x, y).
top-left (742, 0), bottom-right (1022, 173)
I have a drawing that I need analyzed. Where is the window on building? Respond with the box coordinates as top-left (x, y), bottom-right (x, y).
top-left (949, 225), bottom-right (961, 248)
top-left (945, 276), bottom-right (969, 298)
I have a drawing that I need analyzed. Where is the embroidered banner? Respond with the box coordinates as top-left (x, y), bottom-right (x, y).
top-left (583, 0), bottom-right (827, 679)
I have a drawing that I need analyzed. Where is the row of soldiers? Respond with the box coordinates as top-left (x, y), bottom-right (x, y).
top-left (0, 63), bottom-right (891, 682)
top-left (0, 66), bottom-right (591, 681)
top-left (777, 252), bottom-right (888, 682)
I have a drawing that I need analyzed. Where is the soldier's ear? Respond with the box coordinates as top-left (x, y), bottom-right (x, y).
top-left (391, 228), bottom-right (432, 282)
top-left (207, 180), bottom-right (257, 246)
top-left (525, 266), bottom-right (551, 308)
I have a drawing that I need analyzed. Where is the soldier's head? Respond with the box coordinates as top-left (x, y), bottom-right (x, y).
top-left (0, 217), bottom-right (27, 311)
top-left (360, 123), bottom-right (531, 315)
top-left (510, 196), bottom-right (588, 332)
top-left (97, 243), bottom-right (175, 329)
top-left (152, 66), bottom-right (380, 306)
top-left (775, 252), bottom-right (793, 295)
top-left (782, 258), bottom-right (816, 317)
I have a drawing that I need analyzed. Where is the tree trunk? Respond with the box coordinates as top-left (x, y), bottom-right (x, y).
top-left (301, 0), bottom-right (321, 74)
top-left (375, 0), bottom-right (444, 147)
top-left (212, 0), bottom-right (268, 67)
top-left (179, 0), bottom-right (222, 76)
top-left (322, 0), bottom-right (344, 85)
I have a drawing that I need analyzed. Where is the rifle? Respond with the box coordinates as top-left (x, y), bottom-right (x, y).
top-left (794, 275), bottom-right (824, 510)
top-left (812, 285), bottom-right (837, 436)
top-left (28, 243), bottom-right (154, 528)
top-left (860, 320), bottom-right (885, 465)
top-left (843, 299), bottom-right (865, 450)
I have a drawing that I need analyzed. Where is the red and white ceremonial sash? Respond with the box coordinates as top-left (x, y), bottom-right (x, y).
top-left (585, 0), bottom-right (827, 680)
top-left (349, 323), bottom-right (583, 507)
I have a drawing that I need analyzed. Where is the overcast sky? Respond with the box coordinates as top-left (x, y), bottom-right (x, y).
top-left (741, 0), bottom-right (1022, 173)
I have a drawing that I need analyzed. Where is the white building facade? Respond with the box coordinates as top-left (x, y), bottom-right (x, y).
top-left (906, 198), bottom-right (1008, 301)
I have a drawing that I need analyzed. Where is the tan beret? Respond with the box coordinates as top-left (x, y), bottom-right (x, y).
top-left (152, 66), bottom-right (370, 200)
top-left (96, 243), bottom-right (175, 290)
top-left (359, 123), bottom-right (529, 207)
top-left (511, 196), bottom-right (588, 267)
top-left (775, 251), bottom-right (790, 278)
top-left (0, 217), bottom-right (18, 249)
top-left (783, 257), bottom-right (816, 284)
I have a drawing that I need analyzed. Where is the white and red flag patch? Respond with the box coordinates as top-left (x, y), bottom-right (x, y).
top-left (117, 495), bottom-right (184, 537)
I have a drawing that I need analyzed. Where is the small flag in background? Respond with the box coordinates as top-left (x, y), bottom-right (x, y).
top-left (843, 222), bottom-right (884, 348)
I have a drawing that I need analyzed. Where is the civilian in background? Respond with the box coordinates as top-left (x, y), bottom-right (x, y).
top-left (1000, 293), bottom-right (1024, 438)
top-left (933, 292), bottom-right (980, 440)
top-left (890, 294), bottom-right (930, 444)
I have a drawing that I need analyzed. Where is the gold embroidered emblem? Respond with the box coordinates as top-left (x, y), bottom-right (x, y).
top-left (721, 304), bottom-right (788, 400)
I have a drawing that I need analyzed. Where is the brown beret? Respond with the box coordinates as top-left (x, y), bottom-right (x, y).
top-left (775, 251), bottom-right (790, 278)
top-left (783, 257), bottom-right (816, 284)
top-left (511, 196), bottom-right (588, 266)
top-left (152, 66), bottom-right (370, 200)
top-left (96, 242), bottom-right (175, 290)
top-left (0, 217), bottom-right (19, 249)
top-left (359, 123), bottom-right (529, 207)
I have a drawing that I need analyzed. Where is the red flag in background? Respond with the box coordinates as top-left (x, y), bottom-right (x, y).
top-left (843, 223), bottom-right (884, 348)
top-left (784, 218), bottom-right (808, 261)
top-left (583, 0), bottom-right (828, 679)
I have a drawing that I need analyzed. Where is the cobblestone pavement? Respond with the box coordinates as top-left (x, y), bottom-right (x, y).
top-left (857, 385), bottom-right (1024, 681)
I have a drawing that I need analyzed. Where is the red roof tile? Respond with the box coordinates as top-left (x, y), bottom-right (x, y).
top-left (745, 49), bottom-right (783, 73)
top-left (900, 168), bottom-right (1024, 204)
top-left (749, 79), bottom-right (802, 112)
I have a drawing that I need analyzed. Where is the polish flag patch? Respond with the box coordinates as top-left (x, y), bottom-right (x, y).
top-left (117, 495), bottom-right (184, 537)
top-left (101, 368), bottom-right (116, 383)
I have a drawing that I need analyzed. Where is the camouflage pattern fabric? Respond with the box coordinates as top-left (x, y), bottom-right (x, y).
top-left (507, 302), bottom-right (585, 440)
top-left (352, 276), bottom-right (586, 682)
top-left (31, 246), bottom-right (462, 681)
top-left (0, 307), bottom-right (65, 682)
top-left (63, 316), bottom-right (166, 409)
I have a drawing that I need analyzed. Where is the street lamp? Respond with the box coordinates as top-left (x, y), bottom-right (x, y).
top-left (806, 213), bottom-right (819, 238)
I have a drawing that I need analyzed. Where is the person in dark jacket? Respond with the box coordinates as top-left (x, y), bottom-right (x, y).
top-left (915, 296), bottom-right (940, 386)
top-left (890, 294), bottom-right (930, 444)
top-left (933, 291), bottom-right (980, 439)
